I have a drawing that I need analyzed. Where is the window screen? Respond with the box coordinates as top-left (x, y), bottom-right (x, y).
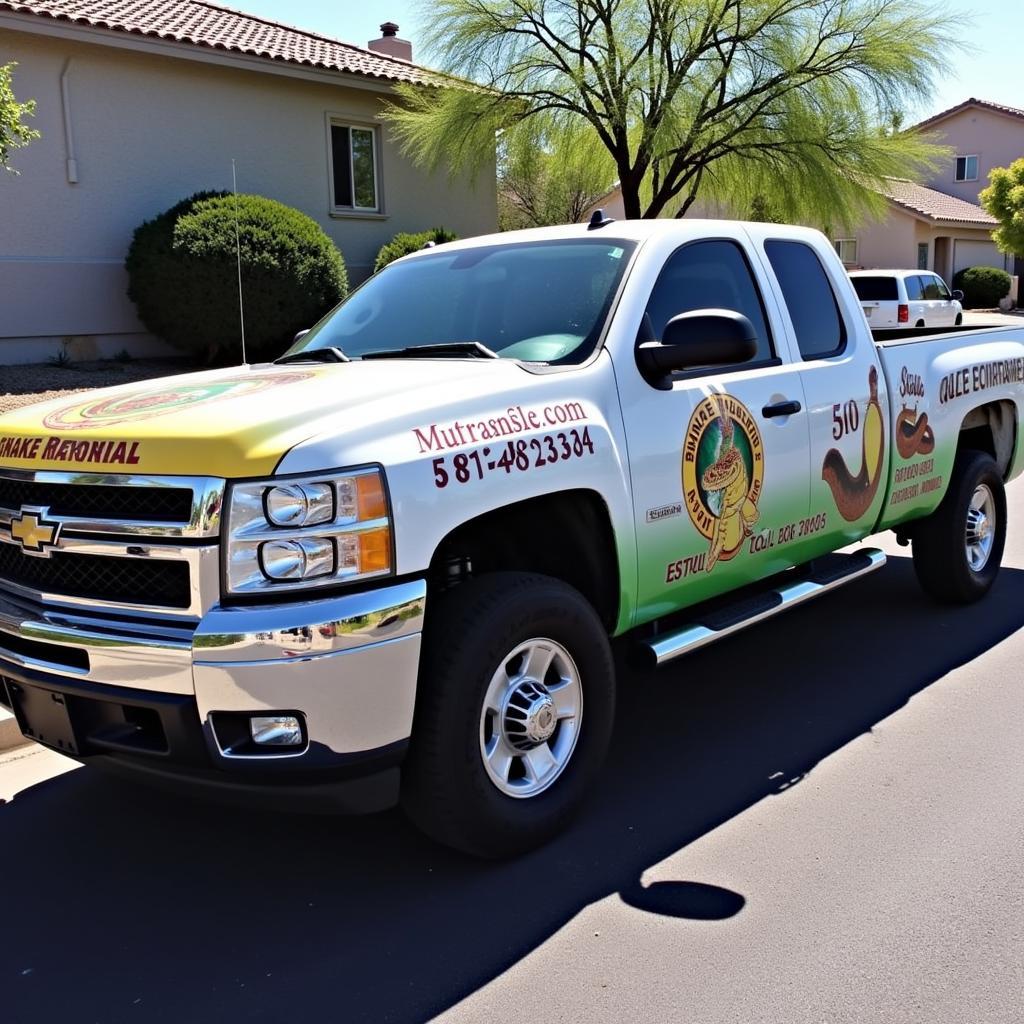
top-left (644, 240), bottom-right (774, 364)
top-left (851, 276), bottom-right (898, 301)
top-left (765, 240), bottom-right (846, 360)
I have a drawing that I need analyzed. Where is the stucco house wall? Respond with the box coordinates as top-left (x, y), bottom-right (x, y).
top-left (0, 18), bottom-right (496, 364)
top-left (920, 104), bottom-right (1024, 205)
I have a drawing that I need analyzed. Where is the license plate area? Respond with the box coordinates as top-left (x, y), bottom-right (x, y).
top-left (8, 681), bottom-right (80, 754)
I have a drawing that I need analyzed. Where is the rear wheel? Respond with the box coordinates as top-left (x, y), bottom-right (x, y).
top-left (402, 572), bottom-right (616, 858)
top-left (915, 319), bottom-right (926, 328)
top-left (912, 449), bottom-right (1006, 603)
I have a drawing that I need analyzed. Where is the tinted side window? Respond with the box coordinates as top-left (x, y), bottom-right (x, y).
top-left (644, 240), bottom-right (774, 364)
top-left (764, 241), bottom-right (846, 360)
top-left (851, 276), bottom-right (898, 301)
top-left (905, 276), bottom-right (925, 301)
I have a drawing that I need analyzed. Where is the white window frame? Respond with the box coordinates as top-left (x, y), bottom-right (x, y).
top-left (833, 238), bottom-right (858, 264)
top-left (955, 155), bottom-right (979, 182)
top-left (325, 114), bottom-right (386, 218)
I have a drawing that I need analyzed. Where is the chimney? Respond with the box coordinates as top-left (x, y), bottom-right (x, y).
top-left (368, 22), bottom-right (412, 62)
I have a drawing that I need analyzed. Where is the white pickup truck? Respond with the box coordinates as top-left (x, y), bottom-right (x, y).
top-left (1, 219), bottom-right (1022, 857)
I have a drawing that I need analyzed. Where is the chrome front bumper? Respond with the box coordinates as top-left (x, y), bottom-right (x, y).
top-left (0, 579), bottom-right (426, 762)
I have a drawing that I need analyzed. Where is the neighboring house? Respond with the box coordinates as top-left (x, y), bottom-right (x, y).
top-left (0, 0), bottom-right (497, 365)
top-left (834, 178), bottom-right (1003, 287)
top-left (835, 98), bottom-right (1024, 282)
top-left (915, 98), bottom-right (1024, 206)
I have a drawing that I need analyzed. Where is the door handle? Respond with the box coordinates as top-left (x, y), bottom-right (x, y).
top-left (762, 399), bottom-right (802, 418)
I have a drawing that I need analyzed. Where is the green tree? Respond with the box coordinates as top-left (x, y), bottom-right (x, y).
top-left (385, 0), bottom-right (949, 223)
top-left (499, 117), bottom-right (617, 227)
top-left (0, 62), bottom-right (40, 173)
top-left (979, 157), bottom-right (1024, 257)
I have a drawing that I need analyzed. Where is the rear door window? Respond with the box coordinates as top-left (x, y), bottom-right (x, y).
top-left (764, 240), bottom-right (846, 360)
top-left (850, 276), bottom-right (898, 301)
top-left (905, 276), bottom-right (926, 301)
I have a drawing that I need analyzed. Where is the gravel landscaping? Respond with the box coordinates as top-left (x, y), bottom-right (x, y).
top-left (0, 358), bottom-right (193, 415)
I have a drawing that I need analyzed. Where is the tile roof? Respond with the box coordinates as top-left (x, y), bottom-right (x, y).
top-left (0, 0), bottom-right (439, 85)
top-left (913, 97), bottom-right (1024, 130)
top-left (880, 178), bottom-right (997, 225)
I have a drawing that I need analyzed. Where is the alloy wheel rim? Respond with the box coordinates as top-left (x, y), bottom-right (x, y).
top-left (479, 637), bottom-right (583, 799)
top-left (965, 483), bottom-right (995, 572)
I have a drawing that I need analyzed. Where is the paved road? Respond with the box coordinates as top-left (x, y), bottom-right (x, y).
top-left (2, 484), bottom-right (1023, 1024)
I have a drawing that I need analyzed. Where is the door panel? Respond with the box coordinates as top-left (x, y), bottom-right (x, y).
top-left (629, 369), bottom-right (811, 620)
top-left (617, 235), bottom-right (813, 623)
top-left (753, 236), bottom-right (890, 557)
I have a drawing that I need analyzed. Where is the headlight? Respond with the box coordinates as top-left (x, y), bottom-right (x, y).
top-left (225, 467), bottom-right (391, 595)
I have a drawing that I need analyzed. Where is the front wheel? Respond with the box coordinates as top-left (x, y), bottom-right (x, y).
top-left (402, 572), bottom-right (616, 858)
top-left (912, 449), bottom-right (1006, 603)
top-left (955, 312), bottom-right (963, 326)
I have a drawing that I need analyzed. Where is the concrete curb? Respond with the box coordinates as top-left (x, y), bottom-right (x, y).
top-left (0, 709), bottom-right (29, 752)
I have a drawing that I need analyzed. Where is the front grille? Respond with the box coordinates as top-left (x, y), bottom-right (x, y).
top-left (0, 544), bottom-right (191, 609)
top-left (0, 478), bottom-right (193, 523)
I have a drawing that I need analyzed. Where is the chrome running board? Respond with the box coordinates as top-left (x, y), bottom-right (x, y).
top-left (644, 548), bottom-right (887, 667)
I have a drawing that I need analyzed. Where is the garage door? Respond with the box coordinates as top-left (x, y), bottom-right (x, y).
top-left (953, 239), bottom-right (1007, 276)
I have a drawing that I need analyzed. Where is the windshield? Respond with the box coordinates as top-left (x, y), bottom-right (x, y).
top-left (289, 238), bottom-right (636, 364)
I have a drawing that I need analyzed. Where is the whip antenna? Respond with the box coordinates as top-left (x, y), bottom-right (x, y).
top-left (232, 158), bottom-right (248, 366)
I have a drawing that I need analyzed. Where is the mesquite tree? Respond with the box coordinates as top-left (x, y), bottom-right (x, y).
top-left (385, 0), bottom-right (949, 223)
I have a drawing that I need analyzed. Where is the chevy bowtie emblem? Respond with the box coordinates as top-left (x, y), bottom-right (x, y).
top-left (8, 507), bottom-right (62, 557)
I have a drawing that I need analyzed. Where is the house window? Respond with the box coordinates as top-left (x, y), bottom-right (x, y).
top-left (329, 122), bottom-right (379, 211)
top-left (833, 239), bottom-right (858, 264)
top-left (917, 243), bottom-right (928, 270)
top-left (955, 155), bottom-right (979, 182)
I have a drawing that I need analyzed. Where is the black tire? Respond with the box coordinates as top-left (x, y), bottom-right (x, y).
top-left (401, 572), bottom-right (615, 858)
top-left (955, 313), bottom-right (963, 326)
top-left (916, 319), bottom-right (926, 328)
top-left (912, 449), bottom-right (1006, 603)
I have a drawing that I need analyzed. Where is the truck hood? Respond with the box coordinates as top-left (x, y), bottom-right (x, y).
top-left (0, 360), bottom-right (532, 478)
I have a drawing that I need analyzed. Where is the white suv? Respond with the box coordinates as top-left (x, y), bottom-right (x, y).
top-left (849, 270), bottom-right (964, 329)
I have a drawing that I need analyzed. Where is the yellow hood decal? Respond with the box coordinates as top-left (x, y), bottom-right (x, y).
top-left (0, 365), bottom-right (329, 477)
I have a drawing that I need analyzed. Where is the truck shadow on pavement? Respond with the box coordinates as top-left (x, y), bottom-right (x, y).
top-left (3, 555), bottom-right (1023, 1024)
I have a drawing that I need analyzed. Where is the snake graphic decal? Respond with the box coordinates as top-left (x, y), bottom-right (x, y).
top-left (682, 393), bottom-right (764, 572)
top-left (822, 366), bottom-right (885, 522)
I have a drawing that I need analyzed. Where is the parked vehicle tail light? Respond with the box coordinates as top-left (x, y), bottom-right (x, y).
top-left (898, 304), bottom-right (909, 323)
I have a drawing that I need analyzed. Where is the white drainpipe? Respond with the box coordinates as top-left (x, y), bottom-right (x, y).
top-left (60, 58), bottom-right (79, 184)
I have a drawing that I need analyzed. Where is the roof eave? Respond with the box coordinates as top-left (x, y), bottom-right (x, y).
top-left (0, 9), bottom-right (416, 93)
top-left (912, 98), bottom-right (1024, 132)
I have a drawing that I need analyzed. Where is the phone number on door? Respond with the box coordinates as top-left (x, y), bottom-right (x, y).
top-left (432, 428), bottom-right (595, 488)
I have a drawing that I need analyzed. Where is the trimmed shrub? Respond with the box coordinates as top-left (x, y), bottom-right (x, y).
top-left (952, 265), bottom-right (1012, 309)
top-left (374, 227), bottom-right (458, 273)
top-left (127, 192), bottom-right (348, 363)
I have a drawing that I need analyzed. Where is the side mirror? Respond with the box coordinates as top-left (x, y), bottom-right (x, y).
top-left (636, 309), bottom-right (758, 389)
top-left (952, 289), bottom-right (964, 302)
top-left (293, 329), bottom-right (310, 345)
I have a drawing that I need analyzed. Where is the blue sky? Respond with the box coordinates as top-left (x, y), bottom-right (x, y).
top-left (239, 0), bottom-right (1020, 121)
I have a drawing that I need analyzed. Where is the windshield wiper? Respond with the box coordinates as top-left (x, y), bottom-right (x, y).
top-left (275, 346), bottom-right (350, 365)
top-left (361, 341), bottom-right (499, 360)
